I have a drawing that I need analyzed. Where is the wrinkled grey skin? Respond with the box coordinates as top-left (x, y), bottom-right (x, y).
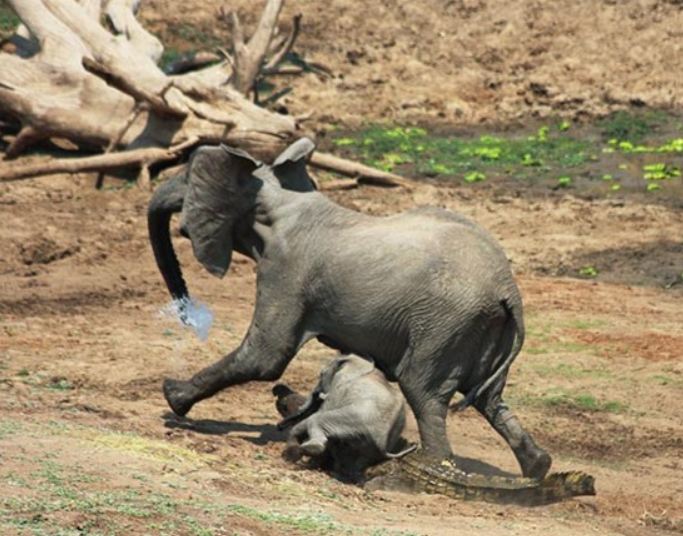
top-left (280, 354), bottom-right (413, 480)
top-left (147, 138), bottom-right (552, 480)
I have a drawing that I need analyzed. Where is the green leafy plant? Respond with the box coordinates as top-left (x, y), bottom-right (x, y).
top-left (333, 137), bottom-right (355, 147)
top-left (0, 4), bottom-right (19, 34)
top-left (557, 176), bottom-right (572, 188)
top-left (333, 124), bottom-right (589, 181)
top-left (579, 265), bottom-right (599, 278)
top-left (521, 153), bottom-right (542, 166)
top-left (464, 171), bottom-right (486, 183)
top-left (643, 163), bottom-right (681, 180)
top-left (537, 126), bottom-right (550, 142)
top-left (657, 138), bottom-right (683, 153)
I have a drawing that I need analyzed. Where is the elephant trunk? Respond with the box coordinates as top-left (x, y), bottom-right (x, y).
top-left (147, 174), bottom-right (190, 307)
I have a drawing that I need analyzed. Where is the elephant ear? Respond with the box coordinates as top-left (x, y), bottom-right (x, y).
top-left (271, 137), bottom-right (316, 192)
top-left (181, 145), bottom-right (260, 278)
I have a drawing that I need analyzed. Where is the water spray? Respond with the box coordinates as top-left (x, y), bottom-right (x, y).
top-left (159, 296), bottom-right (214, 341)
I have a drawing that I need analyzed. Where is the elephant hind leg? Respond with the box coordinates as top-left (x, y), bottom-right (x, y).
top-left (474, 389), bottom-right (552, 480)
top-left (400, 383), bottom-right (452, 460)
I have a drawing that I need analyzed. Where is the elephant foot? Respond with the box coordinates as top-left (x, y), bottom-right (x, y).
top-left (300, 439), bottom-right (326, 457)
top-left (518, 445), bottom-right (552, 480)
top-left (282, 443), bottom-right (303, 463)
top-left (163, 378), bottom-right (196, 417)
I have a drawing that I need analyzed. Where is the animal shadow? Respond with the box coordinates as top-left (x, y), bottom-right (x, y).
top-left (450, 454), bottom-right (518, 478)
top-left (162, 412), bottom-right (287, 446)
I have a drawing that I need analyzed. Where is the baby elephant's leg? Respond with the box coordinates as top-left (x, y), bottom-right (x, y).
top-left (299, 417), bottom-right (328, 457)
top-left (283, 417), bottom-right (328, 460)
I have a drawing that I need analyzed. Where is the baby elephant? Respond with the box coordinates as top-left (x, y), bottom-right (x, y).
top-left (274, 355), bottom-right (415, 480)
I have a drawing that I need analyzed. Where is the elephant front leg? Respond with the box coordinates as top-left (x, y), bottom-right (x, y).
top-left (163, 344), bottom-right (287, 416)
top-left (164, 324), bottom-right (304, 417)
top-left (164, 284), bottom-right (306, 416)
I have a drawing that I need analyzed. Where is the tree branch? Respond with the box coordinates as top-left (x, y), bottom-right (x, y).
top-left (104, 0), bottom-right (164, 62)
top-left (225, 0), bottom-right (285, 95)
top-left (0, 138), bottom-right (199, 182)
top-left (309, 152), bottom-right (417, 190)
top-left (263, 14), bottom-right (301, 73)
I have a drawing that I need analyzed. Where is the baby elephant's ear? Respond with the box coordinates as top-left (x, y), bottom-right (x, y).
top-left (271, 137), bottom-right (316, 192)
top-left (181, 145), bottom-right (260, 278)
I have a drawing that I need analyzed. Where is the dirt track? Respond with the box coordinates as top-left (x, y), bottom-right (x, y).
top-left (2, 0), bottom-right (683, 534)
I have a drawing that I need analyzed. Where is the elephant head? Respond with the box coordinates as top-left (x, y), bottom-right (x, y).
top-left (277, 355), bottom-right (375, 430)
top-left (147, 138), bottom-right (316, 319)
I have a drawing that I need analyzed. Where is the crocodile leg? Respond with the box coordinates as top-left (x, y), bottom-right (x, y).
top-left (474, 394), bottom-right (552, 480)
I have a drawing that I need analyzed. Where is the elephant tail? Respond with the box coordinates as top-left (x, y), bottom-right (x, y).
top-left (147, 173), bottom-right (190, 305)
top-left (450, 297), bottom-right (525, 412)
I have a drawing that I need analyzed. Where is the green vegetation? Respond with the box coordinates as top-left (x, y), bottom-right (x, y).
top-left (332, 125), bottom-right (590, 180)
top-left (523, 316), bottom-right (602, 356)
top-left (160, 48), bottom-right (184, 71)
top-left (525, 339), bottom-right (593, 356)
top-left (578, 265), bottom-right (599, 278)
top-left (598, 110), bottom-right (668, 143)
top-left (563, 318), bottom-right (609, 330)
top-left (47, 377), bottom-right (73, 391)
top-left (516, 389), bottom-right (627, 413)
top-left (331, 111), bottom-right (683, 195)
top-left (651, 373), bottom-right (683, 388)
top-left (643, 162), bottom-right (681, 180)
top-left (227, 505), bottom-right (345, 534)
top-left (532, 362), bottom-right (613, 381)
top-left (3, 419), bottom-right (426, 536)
top-left (0, 419), bottom-right (21, 439)
top-left (0, 3), bottom-right (19, 35)
top-left (557, 176), bottom-right (572, 188)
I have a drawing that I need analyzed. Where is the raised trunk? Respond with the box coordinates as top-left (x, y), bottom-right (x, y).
top-left (147, 173), bottom-right (190, 302)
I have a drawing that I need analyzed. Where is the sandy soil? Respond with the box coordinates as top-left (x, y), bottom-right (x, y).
top-left (142, 0), bottom-right (683, 127)
top-left (1, 0), bottom-right (683, 534)
top-left (1, 171), bottom-right (681, 535)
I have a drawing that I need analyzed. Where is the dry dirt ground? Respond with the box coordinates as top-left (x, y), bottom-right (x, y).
top-left (1, 0), bottom-right (683, 535)
top-left (142, 0), bottom-right (683, 127)
top-left (1, 173), bottom-right (681, 535)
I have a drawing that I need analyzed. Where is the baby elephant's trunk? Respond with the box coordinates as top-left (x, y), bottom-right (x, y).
top-left (272, 384), bottom-right (314, 429)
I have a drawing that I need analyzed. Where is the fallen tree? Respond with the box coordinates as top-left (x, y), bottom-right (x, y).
top-left (0, 0), bottom-right (414, 189)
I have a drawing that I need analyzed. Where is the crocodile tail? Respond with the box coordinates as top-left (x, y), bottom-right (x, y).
top-left (451, 297), bottom-right (525, 412)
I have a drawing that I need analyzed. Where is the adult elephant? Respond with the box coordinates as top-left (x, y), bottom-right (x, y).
top-left (147, 138), bottom-right (552, 480)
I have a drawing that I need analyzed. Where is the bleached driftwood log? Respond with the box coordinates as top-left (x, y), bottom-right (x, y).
top-left (0, 0), bottom-right (301, 163)
top-left (0, 0), bottom-right (414, 189)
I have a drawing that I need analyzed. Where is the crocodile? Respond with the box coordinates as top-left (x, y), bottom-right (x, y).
top-left (365, 451), bottom-right (596, 506)
top-left (275, 384), bottom-right (596, 506)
